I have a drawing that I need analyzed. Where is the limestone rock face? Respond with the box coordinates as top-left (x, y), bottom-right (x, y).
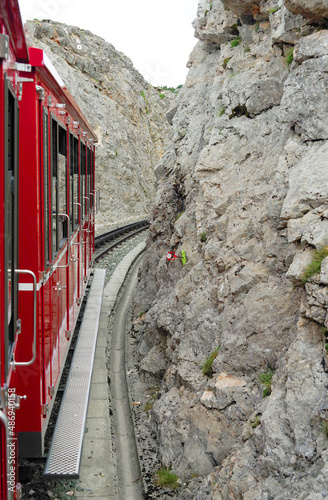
top-left (133, 0), bottom-right (328, 497)
top-left (285, 0), bottom-right (328, 21)
top-left (26, 20), bottom-right (173, 230)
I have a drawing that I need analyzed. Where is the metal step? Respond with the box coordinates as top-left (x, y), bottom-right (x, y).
top-left (44, 269), bottom-right (106, 479)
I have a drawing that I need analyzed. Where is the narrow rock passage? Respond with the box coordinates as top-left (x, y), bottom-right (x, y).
top-left (110, 256), bottom-right (145, 500)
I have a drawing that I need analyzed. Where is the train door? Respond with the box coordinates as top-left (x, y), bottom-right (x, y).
top-left (68, 133), bottom-right (79, 330)
top-left (52, 120), bottom-right (69, 374)
top-left (50, 116), bottom-right (60, 387)
top-left (1, 75), bottom-right (20, 500)
top-left (41, 106), bottom-right (52, 418)
top-left (80, 142), bottom-right (87, 291)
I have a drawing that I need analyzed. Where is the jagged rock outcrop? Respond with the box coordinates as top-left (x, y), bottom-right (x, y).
top-left (133, 1), bottom-right (328, 497)
top-left (26, 20), bottom-right (173, 229)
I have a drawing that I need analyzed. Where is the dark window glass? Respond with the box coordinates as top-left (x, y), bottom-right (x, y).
top-left (6, 89), bottom-right (16, 344)
top-left (51, 118), bottom-right (58, 256)
top-left (44, 110), bottom-right (50, 266)
top-left (69, 133), bottom-right (74, 233)
top-left (80, 143), bottom-right (86, 219)
top-left (74, 137), bottom-right (79, 226)
top-left (58, 126), bottom-right (67, 245)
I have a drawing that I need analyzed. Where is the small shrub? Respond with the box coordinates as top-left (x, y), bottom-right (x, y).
top-left (269, 7), bottom-right (278, 14)
top-left (244, 45), bottom-right (250, 53)
top-left (302, 246), bottom-right (328, 283)
top-left (202, 347), bottom-right (220, 377)
top-left (217, 107), bottom-right (226, 116)
top-left (200, 231), bottom-right (207, 242)
top-left (231, 37), bottom-right (241, 47)
top-left (258, 369), bottom-right (274, 397)
top-left (155, 467), bottom-right (179, 490)
top-left (285, 47), bottom-right (294, 66)
top-left (159, 93), bottom-right (165, 99)
top-left (325, 342), bottom-right (328, 354)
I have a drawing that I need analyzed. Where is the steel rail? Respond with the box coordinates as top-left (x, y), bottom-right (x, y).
top-left (94, 220), bottom-right (149, 249)
top-left (94, 225), bottom-right (148, 263)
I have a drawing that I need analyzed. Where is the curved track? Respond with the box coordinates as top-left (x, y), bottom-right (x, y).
top-left (94, 220), bottom-right (149, 262)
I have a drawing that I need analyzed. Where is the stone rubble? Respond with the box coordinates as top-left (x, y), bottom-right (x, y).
top-left (132, 0), bottom-right (328, 498)
top-left (25, 20), bottom-right (173, 230)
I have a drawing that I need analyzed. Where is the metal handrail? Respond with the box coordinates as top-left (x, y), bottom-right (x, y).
top-left (57, 213), bottom-right (70, 269)
top-left (12, 270), bottom-right (37, 367)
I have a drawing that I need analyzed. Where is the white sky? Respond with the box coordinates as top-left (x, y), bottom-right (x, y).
top-left (19, 0), bottom-right (200, 87)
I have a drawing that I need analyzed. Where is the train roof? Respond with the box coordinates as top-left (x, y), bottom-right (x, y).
top-left (29, 47), bottom-right (98, 143)
top-left (0, 0), bottom-right (29, 61)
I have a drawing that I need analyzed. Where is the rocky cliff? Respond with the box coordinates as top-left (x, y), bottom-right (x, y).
top-left (26, 20), bottom-right (173, 230)
top-left (133, 1), bottom-right (328, 498)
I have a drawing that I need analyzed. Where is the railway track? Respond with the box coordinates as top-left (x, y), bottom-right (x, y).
top-left (94, 220), bottom-right (149, 262)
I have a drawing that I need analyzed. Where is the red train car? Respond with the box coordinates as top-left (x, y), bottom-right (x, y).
top-left (15, 46), bottom-right (97, 459)
top-left (0, 0), bottom-right (97, 497)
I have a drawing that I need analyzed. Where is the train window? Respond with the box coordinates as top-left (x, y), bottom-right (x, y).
top-left (51, 117), bottom-right (58, 256)
top-left (43, 109), bottom-right (50, 267)
top-left (74, 137), bottom-right (79, 227)
top-left (69, 133), bottom-right (74, 233)
top-left (4, 77), bottom-right (19, 357)
top-left (87, 148), bottom-right (91, 208)
top-left (51, 118), bottom-right (68, 257)
top-left (58, 126), bottom-right (67, 245)
top-left (89, 149), bottom-right (94, 209)
top-left (70, 134), bottom-right (79, 230)
top-left (80, 143), bottom-right (86, 219)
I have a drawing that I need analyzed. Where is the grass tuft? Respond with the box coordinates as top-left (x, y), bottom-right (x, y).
top-left (258, 369), bottom-right (274, 397)
top-left (231, 37), bottom-right (241, 48)
top-left (202, 347), bottom-right (220, 377)
top-left (155, 467), bottom-right (179, 489)
top-left (285, 47), bottom-right (294, 66)
top-left (302, 247), bottom-right (328, 283)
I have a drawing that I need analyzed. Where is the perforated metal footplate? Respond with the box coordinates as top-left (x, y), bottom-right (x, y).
top-left (44, 269), bottom-right (106, 478)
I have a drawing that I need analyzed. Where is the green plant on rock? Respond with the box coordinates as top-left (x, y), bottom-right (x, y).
top-left (302, 246), bottom-right (328, 283)
top-left (200, 231), bottom-right (207, 243)
top-left (258, 369), bottom-right (274, 397)
top-left (250, 414), bottom-right (261, 428)
top-left (155, 467), bottom-right (179, 490)
top-left (285, 47), bottom-right (294, 66)
top-left (269, 7), bottom-right (278, 14)
top-left (223, 57), bottom-right (231, 69)
top-left (231, 37), bottom-right (241, 47)
top-left (202, 347), bottom-right (220, 377)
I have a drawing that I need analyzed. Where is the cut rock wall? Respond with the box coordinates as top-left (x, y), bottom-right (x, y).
top-left (133, 1), bottom-right (328, 498)
top-left (26, 20), bottom-right (173, 230)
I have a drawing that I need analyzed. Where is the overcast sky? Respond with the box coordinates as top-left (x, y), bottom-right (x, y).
top-left (20, 0), bottom-right (200, 87)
